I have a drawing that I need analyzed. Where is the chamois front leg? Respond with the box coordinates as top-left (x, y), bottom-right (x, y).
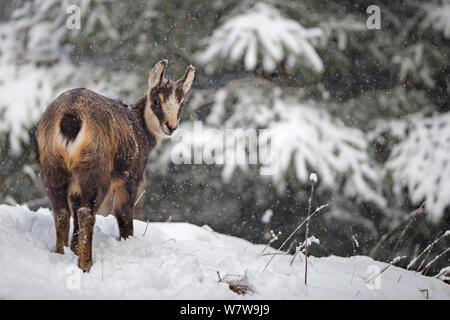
top-left (115, 208), bottom-right (134, 239)
top-left (115, 198), bottom-right (134, 239)
top-left (53, 207), bottom-right (70, 254)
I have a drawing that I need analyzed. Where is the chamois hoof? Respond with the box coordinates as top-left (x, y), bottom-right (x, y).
top-left (54, 246), bottom-right (65, 255)
top-left (78, 259), bottom-right (93, 273)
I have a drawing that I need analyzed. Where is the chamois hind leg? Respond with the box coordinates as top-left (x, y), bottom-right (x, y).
top-left (47, 184), bottom-right (71, 254)
top-left (74, 173), bottom-right (109, 272)
top-left (113, 180), bottom-right (138, 240)
top-left (77, 206), bottom-right (96, 272)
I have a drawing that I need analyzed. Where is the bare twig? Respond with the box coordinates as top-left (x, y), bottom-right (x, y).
top-left (279, 204), bottom-right (329, 253)
top-left (142, 220), bottom-right (150, 236)
top-left (369, 201), bottom-right (426, 258)
top-left (261, 252), bottom-right (288, 257)
top-left (261, 230), bottom-right (282, 254)
top-left (290, 241), bottom-right (303, 266)
top-left (367, 201), bottom-right (426, 282)
top-left (349, 226), bottom-right (358, 255)
top-left (349, 226), bottom-right (358, 283)
top-left (217, 271), bottom-right (253, 295)
top-left (304, 177), bottom-right (316, 286)
top-left (262, 204), bottom-right (329, 272)
top-left (133, 190), bottom-right (146, 208)
top-left (290, 246), bottom-right (301, 266)
top-left (408, 230), bottom-right (449, 270)
top-left (290, 236), bottom-right (319, 266)
top-left (389, 201), bottom-right (426, 259)
top-left (420, 247), bottom-right (450, 276)
top-left (416, 234), bottom-right (444, 272)
top-left (286, 239), bottom-right (298, 255)
top-left (419, 289), bottom-right (429, 300)
top-left (367, 256), bottom-right (407, 283)
top-left (434, 268), bottom-right (450, 279)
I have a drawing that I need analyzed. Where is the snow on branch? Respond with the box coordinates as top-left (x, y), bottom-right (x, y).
top-left (392, 44), bottom-right (435, 88)
top-left (383, 112), bottom-right (450, 221)
top-left (421, 2), bottom-right (450, 38)
top-left (197, 3), bottom-right (324, 73)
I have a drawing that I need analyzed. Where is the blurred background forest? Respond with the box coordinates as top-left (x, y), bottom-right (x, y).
top-left (0, 0), bottom-right (449, 275)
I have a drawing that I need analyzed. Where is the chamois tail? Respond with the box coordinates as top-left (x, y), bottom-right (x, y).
top-left (59, 113), bottom-right (82, 141)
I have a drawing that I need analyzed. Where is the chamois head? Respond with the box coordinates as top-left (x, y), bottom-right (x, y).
top-left (144, 59), bottom-right (195, 140)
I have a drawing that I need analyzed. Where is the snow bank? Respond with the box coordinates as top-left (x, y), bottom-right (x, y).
top-left (0, 204), bottom-right (448, 299)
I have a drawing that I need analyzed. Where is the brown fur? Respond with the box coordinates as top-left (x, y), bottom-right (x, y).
top-left (36, 60), bottom-right (195, 272)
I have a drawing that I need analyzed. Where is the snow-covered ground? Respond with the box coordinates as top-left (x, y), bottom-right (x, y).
top-left (0, 204), bottom-right (448, 299)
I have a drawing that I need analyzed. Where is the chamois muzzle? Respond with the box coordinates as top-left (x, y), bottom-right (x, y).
top-left (163, 121), bottom-right (178, 136)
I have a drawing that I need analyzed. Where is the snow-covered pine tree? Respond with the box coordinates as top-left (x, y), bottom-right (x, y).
top-left (197, 3), bottom-right (324, 74)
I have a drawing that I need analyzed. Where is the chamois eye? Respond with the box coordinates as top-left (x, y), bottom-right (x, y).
top-left (153, 97), bottom-right (160, 106)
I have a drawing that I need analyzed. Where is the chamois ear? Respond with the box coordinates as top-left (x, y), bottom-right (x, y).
top-left (177, 65), bottom-right (195, 93)
top-left (148, 59), bottom-right (168, 91)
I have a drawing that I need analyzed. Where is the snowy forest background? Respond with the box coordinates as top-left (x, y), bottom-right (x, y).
top-left (0, 0), bottom-right (449, 275)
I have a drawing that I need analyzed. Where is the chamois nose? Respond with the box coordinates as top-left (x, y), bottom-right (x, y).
top-left (165, 122), bottom-right (178, 134)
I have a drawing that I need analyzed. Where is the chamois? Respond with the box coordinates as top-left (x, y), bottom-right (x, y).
top-left (36, 60), bottom-right (195, 272)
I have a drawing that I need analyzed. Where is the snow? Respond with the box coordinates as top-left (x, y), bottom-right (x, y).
top-left (382, 112), bottom-right (450, 221)
top-left (319, 17), bottom-right (366, 51)
top-left (1, 204), bottom-right (448, 299)
top-left (422, 2), bottom-right (450, 38)
top-left (392, 44), bottom-right (435, 88)
top-left (352, 235), bottom-right (359, 248)
top-left (261, 209), bottom-right (273, 224)
top-left (304, 236), bottom-right (320, 247)
top-left (437, 267), bottom-right (450, 281)
top-left (197, 3), bottom-right (324, 73)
